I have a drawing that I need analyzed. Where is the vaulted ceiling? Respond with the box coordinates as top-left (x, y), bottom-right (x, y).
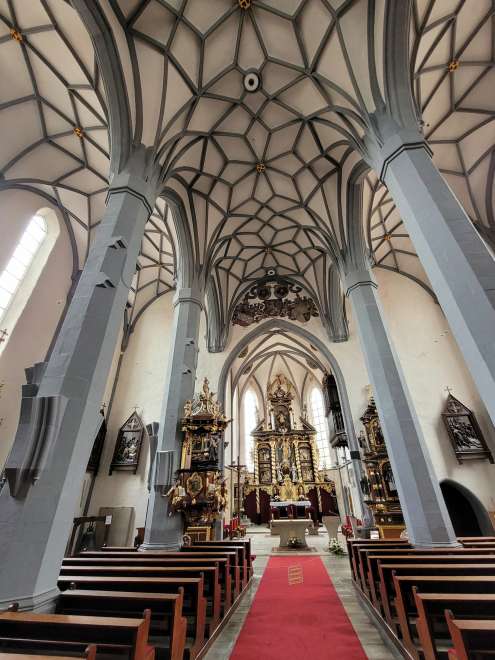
top-left (0, 0), bottom-right (493, 349)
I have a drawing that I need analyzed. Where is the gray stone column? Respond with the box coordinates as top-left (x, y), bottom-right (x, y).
top-left (0, 146), bottom-right (159, 609)
top-left (343, 267), bottom-right (458, 547)
top-left (142, 286), bottom-right (203, 551)
top-left (372, 132), bottom-right (495, 426)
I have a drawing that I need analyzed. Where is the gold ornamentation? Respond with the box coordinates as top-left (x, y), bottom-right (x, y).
top-left (239, 0), bottom-right (251, 9)
top-left (448, 59), bottom-right (460, 72)
top-left (383, 233), bottom-right (392, 241)
top-left (10, 28), bottom-right (23, 42)
top-left (256, 162), bottom-right (265, 173)
top-left (73, 127), bottom-right (84, 139)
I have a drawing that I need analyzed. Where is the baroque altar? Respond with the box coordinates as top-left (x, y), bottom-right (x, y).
top-left (167, 379), bottom-right (230, 541)
top-left (243, 374), bottom-right (338, 524)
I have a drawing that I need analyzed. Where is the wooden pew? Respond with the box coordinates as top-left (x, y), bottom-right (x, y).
top-left (458, 537), bottom-right (495, 544)
top-left (414, 592), bottom-right (495, 660)
top-left (0, 646), bottom-right (97, 660)
top-left (0, 612), bottom-right (153, 660)
top-left (460, 541), bottom-right (495, 548)
top-left (365, 554), bottom-right (495, 615)
top-left (392, 575), bottom-right (495, 658)
top-left (57, 576), bottom-right (206, 660)
top-left (180, 545), bottom-right (249, 588)
top-left (379, 564), bottom-right (495, 630)
top-left (190, 540), bottom-right (253, 580)
top-left (445, 611), bottom-right (495, 660)
top-left (72, 553), bottom-right (237, 609)
top-left (352, 543), bottom-right (413, 592)
top-left (59, 565), bottom-right (220, 633)
top-left (346, 539), bottom-right (409, 580)
top-left (101, 546), bottom-right (138, 552)
top-left (58, 590), bottom-right (186, 660)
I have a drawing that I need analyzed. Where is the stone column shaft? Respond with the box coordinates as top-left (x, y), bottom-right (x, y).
top-left (344, 268), bottom-right (458, 547)
top-left (381, 140), bottom-right (495, 425)
top-left (0, 151), bottom-right (157, 608)
top-left (142, 287), bottom-right (202, 550)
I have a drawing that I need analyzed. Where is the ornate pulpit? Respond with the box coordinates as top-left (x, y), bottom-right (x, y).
top-left (359, 395), bottom-right (405, 538)
top-left (167, 379), bottom-right (230, 541)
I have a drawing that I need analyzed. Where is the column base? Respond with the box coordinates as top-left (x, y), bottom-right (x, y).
top-left (138, 541), bottom-right (181, 551)
top-left (0, 586), bottom-right (60, 612)
top-left (412, 540), bottom-right (462, 548)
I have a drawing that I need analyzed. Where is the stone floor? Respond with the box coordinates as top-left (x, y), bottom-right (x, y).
top-left (204, 526), bottom-right (399, 659)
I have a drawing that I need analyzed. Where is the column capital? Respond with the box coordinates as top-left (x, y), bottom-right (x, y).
top-left (365, 125), bottom-right (432, 183)
top-left (342, 268), bottom-right (377, 297)
top-left (173, 286), bottom-right (204, 310)
top-left (106, 145), bottom-right (160, 215)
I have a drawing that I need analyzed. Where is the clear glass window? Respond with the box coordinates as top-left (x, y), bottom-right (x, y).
top-left (0, 215), bottom-right (47, 322)
top-left (310, 386), bottom-right (331, 469)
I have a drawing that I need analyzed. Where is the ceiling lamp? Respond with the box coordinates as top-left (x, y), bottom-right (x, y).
top-left (243, 69), bottom-right (261, 93)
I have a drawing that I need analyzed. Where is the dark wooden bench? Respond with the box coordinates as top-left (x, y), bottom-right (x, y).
top-left (57, 577), bottom-right (205, 660)
top-left (190, 540), bottom-right (253, 580)
top-left (101, 547), bottom-right (138, 552)
top-left (73, 553), bottom-right (237, 609)
top-left (458, 537), bottom-right (495, 544)
top-left (0, 646), bottom-right (97, 660)
top-left (59, 565), bottom-right (220, 633)
top-left (57, 590), bottom-right (186, 660)
top-left (352, 543), bottom-right (413, 591)
top-left (445, 611), bottom-right (495, 660)
top-left (392, 575), bottom-right (495, 658)
top-left (182, 544), bottom-right (249, 587)
top-left (0, 612), bottom-right (153, 660)
top-left (366, 555), bottom-right (495, 617)
top-left (347, 539), bottom-right (409, 580)
top-left (414, 592), bottom-right (495, 660)
top-left (379, 564), bottom-right (495, 631)
top-left (459, 541), bottom-right (495, 548)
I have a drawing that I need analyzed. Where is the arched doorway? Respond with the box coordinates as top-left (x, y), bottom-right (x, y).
top-left (440, 479), bottom-right (494, 536)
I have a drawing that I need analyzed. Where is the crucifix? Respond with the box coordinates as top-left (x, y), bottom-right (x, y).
top-left (226, 456), bottom-right (246, 518)
top-left (0, 329), bottom-right (8, 344)
top-left (444, 386), bottom-right (453, 395)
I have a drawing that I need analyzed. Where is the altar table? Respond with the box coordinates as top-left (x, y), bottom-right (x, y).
top-left (271, 519), bottom-right (311, 549)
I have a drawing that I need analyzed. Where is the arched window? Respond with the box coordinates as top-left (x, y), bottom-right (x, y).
top-left (0, 215), bottom-right (47, 323)
top-left (310, 386), bottom-right (331, 469)
top-left (243, 389), bottom-right (258, 473)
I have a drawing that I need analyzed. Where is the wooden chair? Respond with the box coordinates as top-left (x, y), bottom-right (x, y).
top-left (58, 590), bottom-right (187, 660)
top-left (0, 612), bottom-right (153, 660)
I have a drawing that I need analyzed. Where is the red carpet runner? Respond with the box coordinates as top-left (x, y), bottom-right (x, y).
top-left (230, 556), bottom-right (367, 660)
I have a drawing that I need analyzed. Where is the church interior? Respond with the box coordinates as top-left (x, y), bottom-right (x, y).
top-left (0, 0), bottom-right (495, 658)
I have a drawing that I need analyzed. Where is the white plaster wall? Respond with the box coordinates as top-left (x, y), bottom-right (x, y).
top-left (0, 190), bottom-right (73, 467)
top-left (89, 293), bottom-right (175, 529)
top-left (374, 269), bottom-right (495, 515)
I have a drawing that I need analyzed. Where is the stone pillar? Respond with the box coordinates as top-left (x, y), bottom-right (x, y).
top-left (142, 286), bottom-right (203, 551)
top-left (0, 146), bottom-right (159, 609)
top-left (343, 267), bottom-right (458, 547)
top-left (373, 132), bottom-right (495, 426)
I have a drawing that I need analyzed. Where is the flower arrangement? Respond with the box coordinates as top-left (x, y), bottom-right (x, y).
top-left (287, 536), bottom-right (303, 548)
top-left (328, 537), bottom-right (345, 555)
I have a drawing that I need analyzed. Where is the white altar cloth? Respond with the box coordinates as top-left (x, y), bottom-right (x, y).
top-left (270, 500), bottom-right (311, 508)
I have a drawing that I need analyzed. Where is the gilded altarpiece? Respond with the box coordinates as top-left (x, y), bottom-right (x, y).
top-left (243, 375), bottom-right (337, 523)
top-left (359, 396), bottom-right (405, 539)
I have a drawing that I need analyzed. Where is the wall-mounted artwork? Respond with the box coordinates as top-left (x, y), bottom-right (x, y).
top-left (442, 394), bottom-right (494, 464)
top-left (109, 411), bottom-right (144, 475)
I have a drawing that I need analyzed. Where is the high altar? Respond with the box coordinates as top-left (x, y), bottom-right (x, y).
top-left (243, 375), bottom-right (338, 524)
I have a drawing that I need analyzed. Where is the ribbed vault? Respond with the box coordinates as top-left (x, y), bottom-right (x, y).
top-left (1, 0), bottom-right (493, 351)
